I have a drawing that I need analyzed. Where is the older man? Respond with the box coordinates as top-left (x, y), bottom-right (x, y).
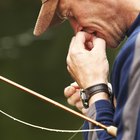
top-left (34, 0), bottom-right (140, 140)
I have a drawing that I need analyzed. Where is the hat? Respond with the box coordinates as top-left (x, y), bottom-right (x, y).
top-left (34, 0), bottom-right (60, 36)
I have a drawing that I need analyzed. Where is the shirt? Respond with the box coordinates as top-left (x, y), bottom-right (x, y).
top-left (83, 13), bottom-right (140, 140)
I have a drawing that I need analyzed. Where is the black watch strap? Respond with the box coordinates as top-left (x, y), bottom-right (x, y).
top-left (80, 83), bottom-right (112, 108)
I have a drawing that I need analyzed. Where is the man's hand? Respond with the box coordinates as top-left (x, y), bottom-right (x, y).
top-left (64, 82), bottom-right (88, 114)
top-left (65, 32), bottom-right (110, 107)
top-left (66, 31), bottom-right (109, 89)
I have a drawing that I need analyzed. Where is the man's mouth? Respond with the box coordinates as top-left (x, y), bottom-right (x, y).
top-left (93, 31), bottom-right (97, 36)
top-left (85, 30), bottom-right (97, 37)
top-left (81, 28), bottom-right (97, 36)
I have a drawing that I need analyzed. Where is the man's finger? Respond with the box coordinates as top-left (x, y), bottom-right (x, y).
top-left (64, 86), bottom-right (76, 98)
top-left (92, 38), bottom-right (106, 51)
top-left (70, 82), bottom-right (80, 89)
top-left (67, 92), bottom-right (81, 106)
top-left (73, 32), bottom-right (93, 50)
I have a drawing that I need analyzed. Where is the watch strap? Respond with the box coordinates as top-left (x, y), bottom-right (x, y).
top-left (80, 83), bottom-right (112, 108)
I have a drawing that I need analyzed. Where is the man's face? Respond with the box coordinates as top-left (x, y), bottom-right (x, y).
top-left (58, 0), bottom-right (126, 48)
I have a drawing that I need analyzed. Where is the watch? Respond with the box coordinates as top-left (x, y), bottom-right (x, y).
top-left (80, 83), bottom-right (112, 108)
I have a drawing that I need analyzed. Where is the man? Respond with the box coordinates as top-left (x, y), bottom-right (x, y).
top-left (34, 0), bottom-right (140, 139)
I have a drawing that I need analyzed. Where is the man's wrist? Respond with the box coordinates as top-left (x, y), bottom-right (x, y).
top-left (89, 92), bottom-right (110, 106)
top-left (80, 83), bottom-right (112, 108)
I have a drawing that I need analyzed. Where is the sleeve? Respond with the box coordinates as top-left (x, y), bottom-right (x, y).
top-left (83, 100), bottom-right (116, 140)
top-left (121, 33), bottom-right (140, 140)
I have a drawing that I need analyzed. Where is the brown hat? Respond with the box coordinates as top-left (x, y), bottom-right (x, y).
top-left (34, 0), bottom-right (60, 36)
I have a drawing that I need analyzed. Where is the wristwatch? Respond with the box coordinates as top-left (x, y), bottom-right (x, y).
top-left (80, 83), bottom-right (112, 108)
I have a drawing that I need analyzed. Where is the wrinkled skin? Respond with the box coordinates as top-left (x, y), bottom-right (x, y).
top-left (58, 0), bottom-right (137, 48)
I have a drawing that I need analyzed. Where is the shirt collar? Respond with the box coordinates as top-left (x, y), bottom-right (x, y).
top-left (127, 13), bottom-right (140, 37)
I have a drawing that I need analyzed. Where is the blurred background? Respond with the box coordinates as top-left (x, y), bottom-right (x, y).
top-left (0, 0), bottom-right (120, 140)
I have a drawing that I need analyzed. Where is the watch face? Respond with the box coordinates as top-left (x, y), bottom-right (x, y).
top-left (80, 90), bottom-right (89, 108)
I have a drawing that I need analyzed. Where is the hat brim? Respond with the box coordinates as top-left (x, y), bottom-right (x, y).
top-left (34, 0), bottom-right (59, 36)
